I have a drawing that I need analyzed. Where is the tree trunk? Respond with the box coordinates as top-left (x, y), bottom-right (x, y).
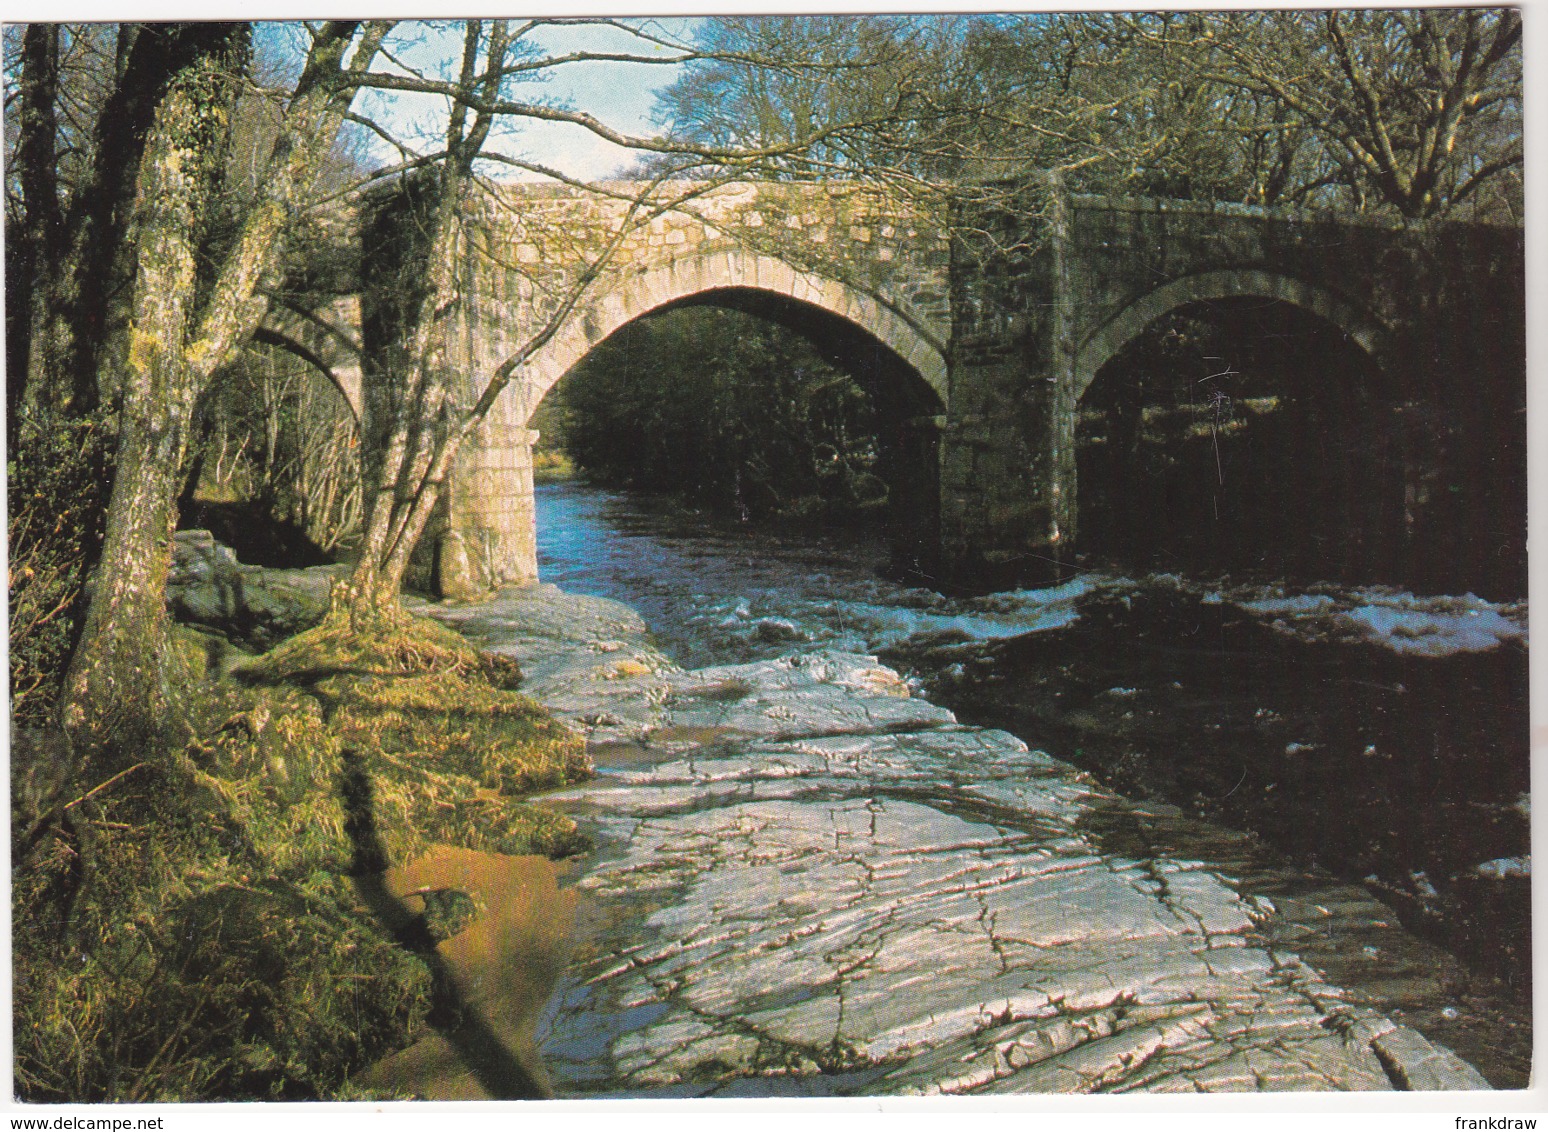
top-left (6, 24), bottom-right (63, 442)
top-left (59, 396), bottom-right (192, 748)
top-left (60, 30), bottom-right (248, 751)
top-left (347, 169), bottom-right (467, 613)
top-left (340, 23), bottom-right (523, 618)
top-left (56, 25), bottom-right (244, 419)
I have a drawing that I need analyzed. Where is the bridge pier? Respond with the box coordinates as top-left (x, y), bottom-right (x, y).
top-left (936, 179), bottom-right (1078, 592)
top-left (936, 369), bottom-right (1073, 593)
top-left (438, 423), bottom-right (539, 599)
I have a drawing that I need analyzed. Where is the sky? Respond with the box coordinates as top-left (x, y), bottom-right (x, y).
top-left (256, 18), bottom-right (702, 183)
top-left (494, 19), bottom-right (701, 180)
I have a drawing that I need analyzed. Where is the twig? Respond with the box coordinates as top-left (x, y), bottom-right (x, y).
top-left (60, 763), bottom-right (146, 812)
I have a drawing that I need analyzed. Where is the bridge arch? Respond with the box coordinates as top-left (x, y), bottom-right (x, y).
top-left (1072, 269), bottom-right (1389, 402)
top-left (1069, 270), bottom-right (1407, 586)
top-left (251, 327), bottom-right (362, 422)
top-left (514, 248), bottom-right (949, 408)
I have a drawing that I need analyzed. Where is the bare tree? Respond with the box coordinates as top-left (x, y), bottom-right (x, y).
top-left (649, 16), bottom-right (960, 179)
top-left (655, 11), bottom-right (1520, 220)
top-left (1145, 8), bottom-right (1522, 219)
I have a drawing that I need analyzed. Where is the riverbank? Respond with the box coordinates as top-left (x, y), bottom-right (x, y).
top-left (412, 582), bottom-right (1494, 1096)
top-left (12, 522), bottom-right (1511, 1098)
top-left (10, 589), bottom-right (591, 1101)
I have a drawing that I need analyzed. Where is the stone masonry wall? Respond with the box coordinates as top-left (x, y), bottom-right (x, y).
top-left (440, 180), bottom-right (953, 595)
top-left (351, 177), bottom-right (1523, 598)
top-left (942, 190), bottom-right (1525, 594)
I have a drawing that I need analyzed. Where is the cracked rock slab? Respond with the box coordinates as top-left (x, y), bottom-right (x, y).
top-left (426, 596), bottom-right (1492, 1097)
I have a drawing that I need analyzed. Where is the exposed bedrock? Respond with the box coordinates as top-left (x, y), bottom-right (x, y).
top-left (420, 586), bottom-right (1490, 1096)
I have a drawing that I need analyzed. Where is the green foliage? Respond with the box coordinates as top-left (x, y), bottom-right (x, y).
top-left (7, 408), bottom-right (113, 723)
top-left (530, 448), bottom-right (575, 483)
top-left (560, 307), bottom-right (886, 521)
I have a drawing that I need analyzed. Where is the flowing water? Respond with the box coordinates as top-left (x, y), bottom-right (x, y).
top-left (531, 479), bottom-right (1532, 1087)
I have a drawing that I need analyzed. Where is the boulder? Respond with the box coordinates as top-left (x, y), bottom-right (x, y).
top-left (168, 530), bottom-right (337, 650)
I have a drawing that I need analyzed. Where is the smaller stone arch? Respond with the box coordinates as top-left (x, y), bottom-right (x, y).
top-left (251, 327), bottom-right (363, 422)
top-left (1072, 269), bottom-right (1389, 401)
top-left (514, 249), bottom-right (949, 408)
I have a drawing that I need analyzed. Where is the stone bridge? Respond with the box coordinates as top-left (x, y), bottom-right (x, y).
top-left (321, 178), bottom-right (1523, 599)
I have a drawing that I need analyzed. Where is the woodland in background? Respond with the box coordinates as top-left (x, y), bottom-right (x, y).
top-left (180, 340), bottom-right (361, 567)
top-left (550, 307), bottom-right (886, 523)
top-left (653, 11), bottom-right (1522, 219)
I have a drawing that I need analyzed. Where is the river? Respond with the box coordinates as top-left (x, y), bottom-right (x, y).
top-left (531, 478), bottom-right (1531, 1088)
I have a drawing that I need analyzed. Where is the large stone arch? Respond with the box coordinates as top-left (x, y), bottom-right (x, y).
top-left (255, 295), bottom-right (366, 420)
top-left (1072, 269), bottom-right (1389, 403)
top-left (515, 248), bottom-right (949, 410)
top-left (251, 327), bottom-right (362, 422)
top-left (436, 249), bottom-right (951, 598)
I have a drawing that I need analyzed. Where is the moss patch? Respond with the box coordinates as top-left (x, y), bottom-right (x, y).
top-left (237, 607), bottom-right (484, 685)
top-left (238, 612), bottom-right (590, 868)
top-left (13, 608), bottom-right (592, 1101)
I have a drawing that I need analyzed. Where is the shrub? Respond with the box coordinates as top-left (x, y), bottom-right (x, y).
top-left (8, 409), bottom-right (113, 723)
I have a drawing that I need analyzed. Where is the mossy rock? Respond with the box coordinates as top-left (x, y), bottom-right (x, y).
top-left (416, 888), bottom-right (481, 942)
top-left (236, 610), bottom-right (484, 687)
top-left (327, 671), bottom-right (587, 794)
